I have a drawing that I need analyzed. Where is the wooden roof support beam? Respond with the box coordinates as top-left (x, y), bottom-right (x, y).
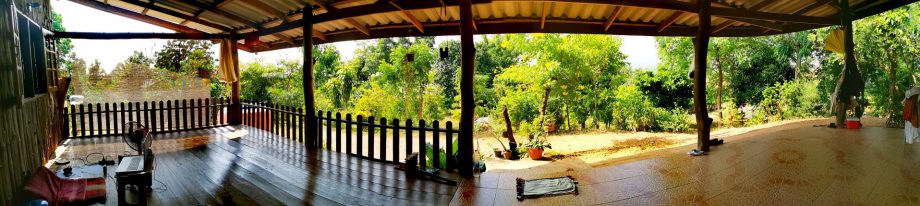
top-left (710, 7), bottom-right (836, 25)
top-left (275, 34), bottom-right (296, 45)
top-left (541, 2), bottom-right (550, 30)
top-left (180, 0), bottom-right (261, 29)
top-left (389, 1), bottom-right (425, 33)
top-left (240, 0), bottom-right (290, 22)
top-left (745, 0), bottom-right (774, 11)
top-left (312, 29), bottom-right (327, 41)
top-left (791, 0), bottom-right (836, 15)
top-left (657, 11), bottom-right (684, 33)
top-left (52, 32), bottom-right (230, 39)
top-left (69, 0), bottom-right (202, 34)
top-left (181, 0), bottom-right (228, 25)
top-left (315, 0), bottom-right (371, 36)
top-left (120, 0), bottom-right (231, 31)
top-left (709, 1), bottom-right (783, 31)
top-left (604, 6), bottom-right (623, 31)
top-left (710, 21), bottom-right (732, 34)
top-left (344, 19), bottom-right (371, 35)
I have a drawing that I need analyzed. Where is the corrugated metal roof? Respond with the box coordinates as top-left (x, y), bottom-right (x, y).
top-left (74, 0), bottom-right (909, 52)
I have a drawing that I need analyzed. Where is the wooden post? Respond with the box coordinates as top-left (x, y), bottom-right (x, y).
top-left (458, 0), bottom-right (476, 176)
top-left (835, 0), bottom-right (862, 127)
top-left (303, 12), bottom-right (319, 149)
top-left (694, 0), bottom-right (712, 152)
top-left (229, 38), bottom-right (243, 125)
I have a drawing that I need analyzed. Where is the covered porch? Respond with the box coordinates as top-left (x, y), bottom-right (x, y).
top-left (29, 0), bottom-right (920, 205)
top-left (54, 119), bottom-right (920, 205)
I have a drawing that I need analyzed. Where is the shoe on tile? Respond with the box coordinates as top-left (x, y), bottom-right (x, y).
top-left (688, 149), bottom-right (705, 156)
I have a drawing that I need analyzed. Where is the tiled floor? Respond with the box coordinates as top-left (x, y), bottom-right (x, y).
top-left (451, 124), bottom-right (920, 205)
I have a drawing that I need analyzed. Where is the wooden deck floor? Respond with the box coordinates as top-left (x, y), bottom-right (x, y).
top-left (53, 126), bottom-right (459, 206)
top-left (451, 123), bottom-right (920, 205)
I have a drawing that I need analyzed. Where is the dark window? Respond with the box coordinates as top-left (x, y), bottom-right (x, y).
top-left (17, 13), bottom-right (34, 98)
top-left (16, 12), bottom-right (46, 98)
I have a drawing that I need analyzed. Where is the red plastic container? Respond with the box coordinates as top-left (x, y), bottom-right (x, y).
top-left (846, 118), bottom-right (861, 129)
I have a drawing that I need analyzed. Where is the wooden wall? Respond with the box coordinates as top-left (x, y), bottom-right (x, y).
top-left (1, 0), bottom-right (59, 205)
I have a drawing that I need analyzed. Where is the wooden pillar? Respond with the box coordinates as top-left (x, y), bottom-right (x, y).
top-left (836, 0), bottom-right (862, 127)
top-left (229, 37), bottom-right (242, 125)
top-left (303, 12), bottom-right (318, 149)
top-left (693, 0), bottom-right (711, 152)
top-left (458, 0), bottom-right (475, 176)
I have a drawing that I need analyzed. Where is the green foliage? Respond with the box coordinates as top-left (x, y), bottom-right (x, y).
top-left (51, 11), bottom-right (73, 71)
top-left (424, 138), bottom-right (459, 168)
top-left (154, 40), bottom-right (212, 73)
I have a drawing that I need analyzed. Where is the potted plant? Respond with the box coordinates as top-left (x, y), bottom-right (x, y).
top-left (522, 138), bottom-right (551, 160)
top-left (489, 132), bottom-right (512, 159)
top-left (492, 147), bottom-right (502, 158)
top-left (543, 115), bottom-right (557, 133)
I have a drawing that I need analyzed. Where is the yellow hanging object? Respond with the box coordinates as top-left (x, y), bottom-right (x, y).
top-left (824, 28), bottom-right (845, 54)
top-left (218, 39), bottom-right (240, 83)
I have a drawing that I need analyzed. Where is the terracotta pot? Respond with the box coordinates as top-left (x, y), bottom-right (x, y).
top-left (546, 124), bottom-right (557, 133)
top-left (502, 150), bottom-right (512, 159)
top-left (528, 148), bottom-right (544, 160)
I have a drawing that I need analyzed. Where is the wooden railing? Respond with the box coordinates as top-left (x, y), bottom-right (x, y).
top-left (65, 98), bottom-right (231, 138)
top-left (241, 100), bottom-right (459, 170)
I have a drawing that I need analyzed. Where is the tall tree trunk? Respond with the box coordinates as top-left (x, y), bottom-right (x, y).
top-left (888, 52), bottom-right (898, 119)
top-left (539, 87), bottom-right (551, 126)
top-left (715, 47), bottom-right (723, 128)
top-left (418, 85), bottom-right (424, 120)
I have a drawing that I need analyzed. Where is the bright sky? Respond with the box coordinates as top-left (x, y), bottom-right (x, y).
top-left (51, 1), bottom-right (659, 72)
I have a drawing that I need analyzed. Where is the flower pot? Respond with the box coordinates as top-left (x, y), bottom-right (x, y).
top-left (546, 124), bottom-right (557, 133)
top-left (502, 150), bottom-right (512, 159)
top-left (528, 148), bottom-right (544, 160)
top-left (493, 150), bottom-right (502, 158)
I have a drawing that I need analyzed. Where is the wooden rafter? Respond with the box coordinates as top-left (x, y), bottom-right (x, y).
top-left (275, 33), bottom-right (296, 45)
top-left (710, 6), bottom-right (836, 25)
top-left (69, 0), bottom-right (202, 34)
top-left (710, 1), bottom-right (783, 31)
top-left (745, 0), bottom-right (775, 11)
top-left (389, 1), bottom-right (425, 33)
top-left (120, 0), bottom-right (231, 31)
top-left (604, 6), bottom-right (622, 31)
top-left (344, 18), bottom-right (371, 35)
top-left (140, 0), bottom-right (155, 15)
top-left (710, 21), bottom-right (733, 34)
top-left (314, 0), bottom-right (371, 36)
top-left (240, 0), bottom-right (290, 22)
top-left (181, 0), bottom-right (228, 25)
top-left (657, 11), bottom-right (684, 33)
top-left (540, 2), bottom-right (550, 30)
top-left (179, 0), bottom-right (261, 29)
top-left (312, 29), bottom-right (327, 41)
top-left (791, 0), bottom-right (836, 15)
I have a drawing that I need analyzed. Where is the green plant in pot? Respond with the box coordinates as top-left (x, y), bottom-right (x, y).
top-left (522, 137), bottom-right (551, 160)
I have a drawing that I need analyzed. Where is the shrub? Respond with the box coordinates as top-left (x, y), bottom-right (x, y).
top-left (654, 108), bottom-right (690, 132)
